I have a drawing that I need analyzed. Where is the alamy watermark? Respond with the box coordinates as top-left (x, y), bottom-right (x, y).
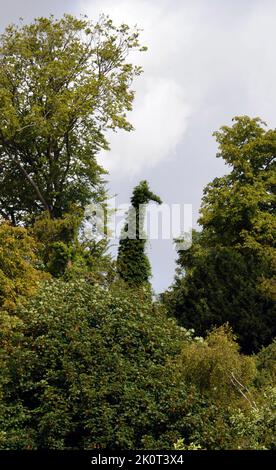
top-left (82, 199), bottom-right (193, 250)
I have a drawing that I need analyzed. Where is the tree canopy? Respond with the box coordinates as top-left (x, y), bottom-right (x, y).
top-left (0, 14), bottom-right (146, 223)
top-left (201, 116), bottom-right (275, 263)
top-left (164, 116), bottom-right (275, 353)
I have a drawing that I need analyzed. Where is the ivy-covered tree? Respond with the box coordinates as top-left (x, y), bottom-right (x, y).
top-left (165, 116), bottom-right (276, 353)
top-left (117, 180), bottom-right (162, 286)
top-left (0, 14), bottom-right (146, 223)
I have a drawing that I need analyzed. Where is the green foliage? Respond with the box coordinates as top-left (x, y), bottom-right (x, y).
top-left (176, 392), bottom-right (276, 450)
top-left (0, 14), bottom-right (146, 222)
top-left (130, 181), bottom-right (162, 208)
top-left (201, 116), bottom-right (275, 294)
top-left (31, 208), bottom-right (115, 282)
top-left (65, 238), bottom-right (116, 286)
top-left (178, 326), bottom-right (256, 406)
top-left (0, 221), bottom-right (46, 311)
top-left (174, 329), bottom-right (275, 450)
top-left (174, 438), bottom-right (201, 450)
top-left (0, 280), bottom-right (274, 450)
top-left (165, 116), bottom-right (276, 353)
top-left (227, 389), bottom-right (276, 450)
top-left (31, 208), bottom-right (83, 276)
top-left (0, 222), bottom-right (47, 424)
top-left (165, 239), bottom-right (275, 353)
top-left (0, 280), bottom-right (197, 449)
top-left (117, 181), bottom-right (162, 286)
top-left (255, 340), bottom-right (276, 387)
top-left (0, 29), bottom-right (274, 453)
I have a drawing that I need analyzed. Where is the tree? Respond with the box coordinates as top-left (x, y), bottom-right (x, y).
top-left (0, 221), bottom-right (46, 311)
top-left (201, 116), bottom-right (275, 270)
top-left (0, 279), bottom-right (196, 449)
top-left (117, 180), bottom-right (162, 286)
top-left (177, 326), bottom-right (256, 406)
top-left (174, 328), bottom-right (276, 450)
top-left (0, 14), bottom-right (146, 223)
top-left (165, 116), bottom-right (276, 353)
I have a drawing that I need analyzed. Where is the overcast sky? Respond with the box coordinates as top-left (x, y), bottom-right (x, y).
top-left (1, 0), bottom-right (276, 292)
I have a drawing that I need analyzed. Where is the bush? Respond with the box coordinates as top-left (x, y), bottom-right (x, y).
top-left (178, 326), bottom-right (256, 406)
top-left (0, 280), bottom-right (198, 449)
top-left (174, 330), bottom-right (275, 450)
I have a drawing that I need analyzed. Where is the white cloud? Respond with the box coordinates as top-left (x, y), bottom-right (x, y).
top-left (99, 78), bottom-right (190, 175)
top-left (80, 0), bottom-right (195, 175)
top-left (79, 0), bottom-right (276, 177)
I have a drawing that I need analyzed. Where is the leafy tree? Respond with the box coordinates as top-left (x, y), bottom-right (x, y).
top-left (227, 390), bottom-right (276, 450)
top-left (165, 117), bottom-right (276, 352)
top-left (178, 326), bottom-right (256, 406)
top-left (0, 279), bottom-right (198, 449)
top-left (0, 222), bottom-right (46, 424)
top-left (0, 221), bottom-right (46, 311)
top-left (202, 117), bottom-right (275, 249)
top-left (30, 206), bottom-right (115, 281)
top-left (174, 328), bottom-right (276, 450)
top-left (165, 236), bottom-right (275, 353)
top-left (117, 180), bottom-right (162, 286)
top-left (200, 116), bottom-right (275, 298)
top-left (175, 389), bottom-right (276, 450)
top-left (0, 14), bottom-right (146, 223)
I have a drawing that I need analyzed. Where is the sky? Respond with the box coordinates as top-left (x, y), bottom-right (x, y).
top-left (1, 0), bottom-right (276, 292)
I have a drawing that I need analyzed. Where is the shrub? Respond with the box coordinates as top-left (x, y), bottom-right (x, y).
top-left (0, 280), bottom-right (196, 449)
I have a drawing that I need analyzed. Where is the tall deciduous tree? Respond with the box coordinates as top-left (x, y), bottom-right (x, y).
top-left (165, 116), bottom-right (275, 353)
top-left (201, 116), bottom-right (275, 262)
top-left (117, 180), bottom-right (162, 286)
top-left (0, 14), bottom-right (146, 223)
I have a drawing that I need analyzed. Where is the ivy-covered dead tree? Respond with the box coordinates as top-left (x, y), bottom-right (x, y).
top-left (117, 180), bottom-right (162, 286)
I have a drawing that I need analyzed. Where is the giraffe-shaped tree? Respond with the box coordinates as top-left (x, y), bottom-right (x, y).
top-left (117, 180), bottom-right (162, 286)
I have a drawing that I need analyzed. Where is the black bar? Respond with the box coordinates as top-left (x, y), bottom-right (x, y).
top-left (0, 450), bottom-right (274, 469)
